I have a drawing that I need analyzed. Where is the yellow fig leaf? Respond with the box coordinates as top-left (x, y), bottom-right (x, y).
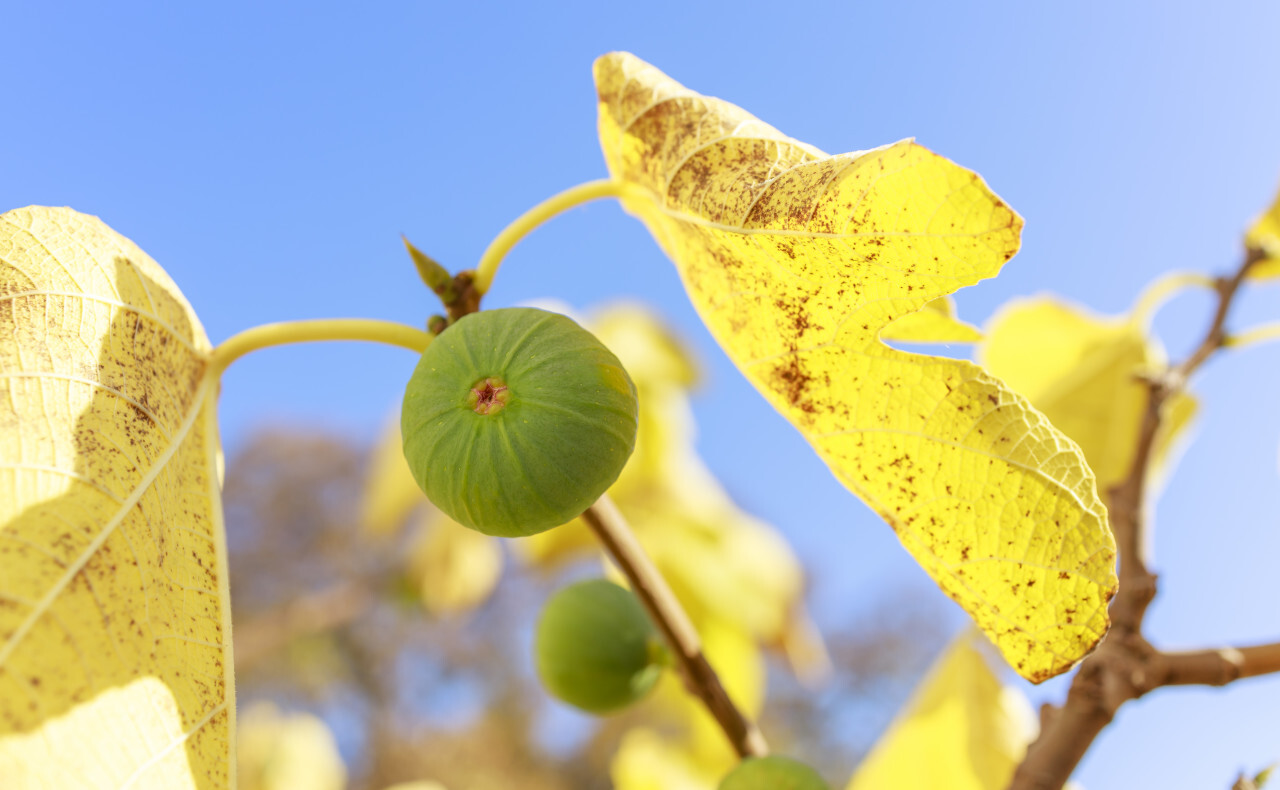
top-left (611, 727), bottom-right (722, 790)
top-left (237, 702), bottom-right (346, 790)
top-left (595, 52), bottom-right (1116, 681)
top-left (591, 302), bottom-right (698, 389)
top-left (846, 631), bottom-right (1036, 790)
top-left (1246, 178), bottom-right (1280, 279)
top-left (0, 207), bottom-right (233, 787)
top-left (979, 297), bottom-right (1197, 492)
top-left (407, 510), bottom-right (503, 615)
top-left (881, 296), bottom-right (984, 343)
top-left (361, 415), bottom-right (427, 536)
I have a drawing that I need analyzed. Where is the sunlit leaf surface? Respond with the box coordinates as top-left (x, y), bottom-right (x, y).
top-left (596, 52), bottom-right (1116, 681)
top-left (0, 207), bottom-right (231, 788)
top-left (881, 296), bottom-right (983, 344)
top-left (846, 632), bottom-right (1036, 790)
top-left (979, 298), bottom-right (1197, 493)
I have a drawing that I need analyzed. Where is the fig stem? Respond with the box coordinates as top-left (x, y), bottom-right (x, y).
top-left (582, 495), bottom-right (769, 759)
top-left (1225, 320), bottom-right (1280, 350)
top-left (210, 319), bottom-right (433, 377)
top-left (474, 179), bottom-right (637, 294)
top-left (1127, 270), bottom-right (1217, 328)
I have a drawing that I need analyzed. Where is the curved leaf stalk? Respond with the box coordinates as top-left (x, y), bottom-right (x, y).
top-left (1128, 270), bottom-right (1218, 328)
top-left (210, 319), bottom-right (433, 376)
top-left (1226, 321), bottom-right (1280, 350)
top-left (474, 179), bottom-right (635, 294)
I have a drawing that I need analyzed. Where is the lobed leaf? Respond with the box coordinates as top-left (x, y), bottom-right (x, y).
top-left (881, 296), bottom-right (983, 344)
top-left (595, 52), bottom-right (1117, 681)
top-left (0, 207), bottom-right (231, 788)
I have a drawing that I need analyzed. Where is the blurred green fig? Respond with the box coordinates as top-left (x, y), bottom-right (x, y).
top-left (535, 578), bottom-right (665, 713)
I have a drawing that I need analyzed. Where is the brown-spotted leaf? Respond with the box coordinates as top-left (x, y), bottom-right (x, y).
top-left (595, 52), bottom-right (1116, 682)
top-left (0, 207), bottom-right (232, 787)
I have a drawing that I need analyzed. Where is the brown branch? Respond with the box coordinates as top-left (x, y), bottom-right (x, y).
top-left (1159, 641), bottom-right (1280, 687)
top-left (1009, 249), bottom-right (1265, 790)
top-left (582, 495), bottom-right (769, 759)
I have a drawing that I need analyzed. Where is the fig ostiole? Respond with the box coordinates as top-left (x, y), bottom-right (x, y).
top-left (534, 578), bottom-right (665, 714)
top-left (401, 307), bottom-right (639, 537)
top-left (717, 756), bottom-right (831, 790)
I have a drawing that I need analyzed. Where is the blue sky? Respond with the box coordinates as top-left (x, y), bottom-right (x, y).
top-left (4, 2), bottom-right (1280, 787)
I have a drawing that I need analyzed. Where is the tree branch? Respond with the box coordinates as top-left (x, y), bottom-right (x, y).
top-left (582, 495), bottom-right (769, 759)
top-left (1009, 249), bottom-right (1265, 790)
top-left (1159, 641), bottom-right (1280, 687)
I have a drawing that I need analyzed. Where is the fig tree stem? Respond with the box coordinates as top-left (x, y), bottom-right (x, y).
top-left (582, 495), bottom-right (769, 759)
top-left (1226, 321), bottom-right (1280, 350)
top-left (210, 319), bottom-right (432, 376)
top-left (473, 179), bottom-right (628, 294)
top-left (1128, 270), bottom-right (1217, 328)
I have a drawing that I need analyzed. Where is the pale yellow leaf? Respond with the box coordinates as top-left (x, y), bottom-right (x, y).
top-left (881, 296), bottom-right (983, 343)
top-left (979, 297), bottom-right (1197, 492)
top-left (1246, 178), bottom-right (1280, 279)
top-left (611, 728), bottom-right (721, 790)
top-left (635, 507), bottom-right (803, 643)
top-left (775, 606), bottom-right (833, 687)
top-left (0, 207), bottom-right (233, 788)
top-left (596, 52), bottom-right (1116, 682)
top-left (407, 510), bottom-right (503, 615)
top-left (361, 415), bottom-right (426, 536)
top-left (237, 702), bottom-right (346, 790)
top-left (846, 631), bottom-right (1036, 790)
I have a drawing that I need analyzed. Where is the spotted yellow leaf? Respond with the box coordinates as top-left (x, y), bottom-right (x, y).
top-left (0, 207), bottom-right (233, 788)
top-left (881, 297), bottom-right (983, 344)
top-left (1246, 177), bottom-right (1280, 279)
top-left (595, 52), bottom-right (1116, 681)
top-left (979, 297), bottom-right (1196, 493)
top-left (846, 631), bottom-right (1036, 790)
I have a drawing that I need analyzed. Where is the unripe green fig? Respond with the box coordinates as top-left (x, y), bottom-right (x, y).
top-left (718, 756), bottom-right (830, 790)
top-left (534, 578), bottom-right (665, 714)
top-left (401, 307), bottom-right (638, 537)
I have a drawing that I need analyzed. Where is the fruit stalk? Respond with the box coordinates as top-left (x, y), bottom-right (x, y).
top-left (582, 495), bottom-right (769, 759)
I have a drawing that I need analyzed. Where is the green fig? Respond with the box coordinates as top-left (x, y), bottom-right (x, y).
top-left (534, 579), bottom-right (665, 714)
top-left (718, 756), bottom-right (830, 790)
top-left (401, 307), bottom-right (638, 537)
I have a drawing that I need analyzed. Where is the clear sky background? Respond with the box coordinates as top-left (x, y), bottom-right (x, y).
top-left (4, 2), bottom-right (1280, 787)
